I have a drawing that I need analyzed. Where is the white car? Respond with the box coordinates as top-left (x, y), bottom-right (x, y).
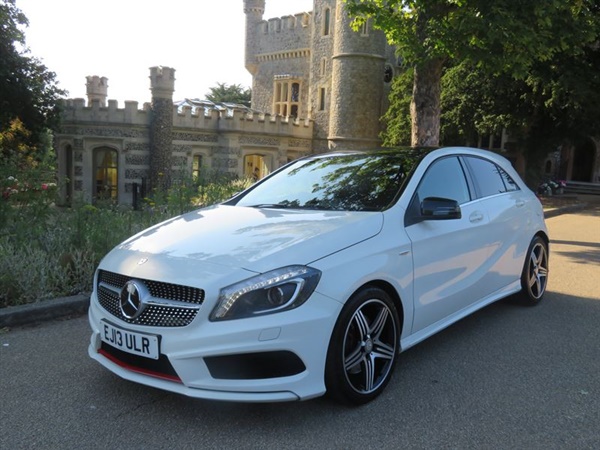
top-left (88, 147), bottom-right (549, 405)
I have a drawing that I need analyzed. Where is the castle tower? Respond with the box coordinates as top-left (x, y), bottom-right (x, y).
top-left (85, 76), bottom-right (108, 107)
top-left (149, 66), bottom-right (175, 192)
top-left (243, 0), bottom-right (265, 76)
top-left (328, 0), bottom-right (387, 149)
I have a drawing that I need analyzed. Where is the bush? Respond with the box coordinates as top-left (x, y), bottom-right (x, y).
top-left (0, 171), bottom-right (253, 307)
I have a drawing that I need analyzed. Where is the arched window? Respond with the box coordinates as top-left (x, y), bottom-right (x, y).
top-left (94, 147), bottom-right (118, 201)
top-left (323, 8), bottom-right (330, 36)
top-left (360, 18), bottom-right (369, 36)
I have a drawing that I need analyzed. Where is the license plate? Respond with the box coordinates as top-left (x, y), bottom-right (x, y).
top-left (100, 321), bottom-right (159, 360)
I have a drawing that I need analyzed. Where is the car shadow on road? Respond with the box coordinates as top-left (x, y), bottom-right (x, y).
top-left (551, 239), bottom-right (600, 264)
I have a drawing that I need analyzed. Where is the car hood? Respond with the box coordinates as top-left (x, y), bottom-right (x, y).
top-left (106, 205), bottom-right (383, 275)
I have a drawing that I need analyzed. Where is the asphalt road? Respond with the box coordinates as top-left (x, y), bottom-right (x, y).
top-left (1, 208), bottom-right (599, 450)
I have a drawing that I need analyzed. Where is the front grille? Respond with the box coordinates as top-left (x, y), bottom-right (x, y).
top-left (97, 270), bottom-right (204, 327)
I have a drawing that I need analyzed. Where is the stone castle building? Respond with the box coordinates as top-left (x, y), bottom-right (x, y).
top-left (54, 0), bottom-right (400, 206)
top-left (54, 0), bottom-right (599, 205)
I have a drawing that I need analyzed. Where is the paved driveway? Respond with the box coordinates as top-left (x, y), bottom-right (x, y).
top-left (1, 208), bottom-right (599, 449)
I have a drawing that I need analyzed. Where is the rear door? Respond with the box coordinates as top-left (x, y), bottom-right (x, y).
top-left (462, 156), bottom-right (530, 293)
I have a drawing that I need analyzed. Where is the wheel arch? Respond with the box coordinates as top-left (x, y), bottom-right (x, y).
top-left (355, 280), bottom-right (405, 337)
top-left (536, 230), bottom-right (550, 248)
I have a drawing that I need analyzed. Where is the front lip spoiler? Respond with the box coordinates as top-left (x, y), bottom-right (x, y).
top-left (98, 348), bottom-right (182, 383)
top-left (90, 344), bottom-right (302, 402)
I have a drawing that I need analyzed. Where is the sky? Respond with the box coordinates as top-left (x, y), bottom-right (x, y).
top-left (15, 0), bottom-right (314, 105)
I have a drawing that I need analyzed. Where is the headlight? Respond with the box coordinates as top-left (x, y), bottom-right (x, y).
top-left (210, 265), bottom-right (321, 321)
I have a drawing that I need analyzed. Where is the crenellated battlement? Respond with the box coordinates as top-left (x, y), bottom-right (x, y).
top-left (173, 105), bottom-right (312, 137)
top-left (59, 97), bottom-right (312, 138)
top-left (60, 98), bottom-right (151, 125)
top-left (251, 12), bottom-right (312, 56)
top-left (262, 12), bottom-right (310, 34)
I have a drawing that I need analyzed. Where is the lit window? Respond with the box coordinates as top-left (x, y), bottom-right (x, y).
top-left (192, 154), bottom-right (202, 182)
top-left (94, 147), bottom-right (118, 201)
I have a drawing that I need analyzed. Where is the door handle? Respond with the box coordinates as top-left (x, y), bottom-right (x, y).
top-left (469, 211), bottom-right (484, 223)
top-left (516, 200), bottom-right (525, 208)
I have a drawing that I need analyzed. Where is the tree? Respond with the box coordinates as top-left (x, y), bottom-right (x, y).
top-left (205, 83), bottom-right (251, 106)
top-left (439, 40), bottom-right (600, 163)
top-left (0, 0), bottom-right (65, 148)
top-left (440, 61), bottom-right (531, 147)
top-left (345, 0), bottom-right (599, 147)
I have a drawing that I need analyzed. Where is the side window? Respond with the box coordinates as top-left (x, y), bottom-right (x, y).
top-left (416, 157), bottom-right (470, 205)
top-left (466, 156), bottom-right (515, 197)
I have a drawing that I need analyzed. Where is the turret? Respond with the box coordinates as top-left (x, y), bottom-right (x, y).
top-left (328, 0), bottom-right (387, 149)
top-left (243, 0), bottom-right (265, 75)
top-left (149, 66), bottom-right (175, 192)
top-left (149, 66), bottom-right (176, 99)
top-left (86, 76), bottom-right (108, 107)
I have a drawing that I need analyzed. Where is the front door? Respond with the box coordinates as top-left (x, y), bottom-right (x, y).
top-left (404, 156), bottom-right (492, 333)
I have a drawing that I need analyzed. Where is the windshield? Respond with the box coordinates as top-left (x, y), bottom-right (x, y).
top-left (232, 150), bottom-right (424, 211)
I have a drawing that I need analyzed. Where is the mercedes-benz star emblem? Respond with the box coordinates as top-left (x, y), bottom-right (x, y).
top-left (119, 280), bottom-right (148, 319)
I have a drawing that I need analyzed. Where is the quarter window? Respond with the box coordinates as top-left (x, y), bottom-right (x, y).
top-left (465, 156), bottom-right (518, 197)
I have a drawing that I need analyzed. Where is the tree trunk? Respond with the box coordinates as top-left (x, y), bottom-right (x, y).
top-left (410, 57), bottom-right (444, 147)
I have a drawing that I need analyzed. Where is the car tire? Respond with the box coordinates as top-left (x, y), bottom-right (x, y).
top-left (325, 286), bottom-right (400, 405)
top-left (518, 236), bottom-right (549, 305)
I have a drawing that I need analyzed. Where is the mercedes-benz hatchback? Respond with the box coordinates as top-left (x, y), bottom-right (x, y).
top-left (88, 147), bottom-right (549, 405)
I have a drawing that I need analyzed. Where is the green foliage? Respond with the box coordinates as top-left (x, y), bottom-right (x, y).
top-left (440, 61), bottom-right (531, 146)
top-left (205, 82), bottom-right (252, 107)
top-left (0, 0), bottom-right (65, 147)
top-left (345, 0), bottom-right (600, 146)
top-left (381, 68), bottom-right (413, 147)
top-left (439, 39), bottom-right (600, 161)
top-left (0, 168), bottom-right (253, 307)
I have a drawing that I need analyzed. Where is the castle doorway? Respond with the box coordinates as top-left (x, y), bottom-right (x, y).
top-left (94, 147), bottom-right (118, 201)
top-left (244, 154), bottom-right (270, 181)
top-left (571, 139), bottom-right (596, 182)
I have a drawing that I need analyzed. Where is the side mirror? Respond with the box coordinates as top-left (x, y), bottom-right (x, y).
top-left (421, 197), bottom-right (462, 220)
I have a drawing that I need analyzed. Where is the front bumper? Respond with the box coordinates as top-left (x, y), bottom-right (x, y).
top-left (88, 291), bottom-right (342, 402)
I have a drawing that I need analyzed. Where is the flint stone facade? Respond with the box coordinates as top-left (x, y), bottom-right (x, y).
top-left (54, 0), bottom-right (401, 206)
top-left (54, 0), bottom-right (599, 206)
